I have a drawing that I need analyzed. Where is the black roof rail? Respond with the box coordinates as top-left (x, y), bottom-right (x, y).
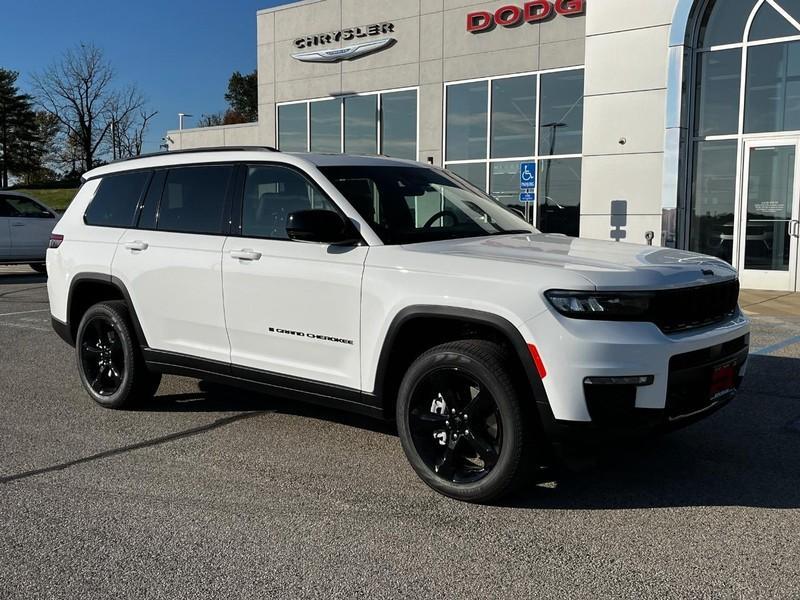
top-left (105, 146), bottom-right (280, 166)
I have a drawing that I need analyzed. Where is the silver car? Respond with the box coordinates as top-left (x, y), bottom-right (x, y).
top-left (0, 192), bottom-right (60, 273)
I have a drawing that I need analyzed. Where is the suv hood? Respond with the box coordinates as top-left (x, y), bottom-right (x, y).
top-left (404, 233), bottom-right (737, 290)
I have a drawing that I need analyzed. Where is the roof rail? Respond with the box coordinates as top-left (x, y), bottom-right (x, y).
top-left (106, 146), bottom-right (280, 166)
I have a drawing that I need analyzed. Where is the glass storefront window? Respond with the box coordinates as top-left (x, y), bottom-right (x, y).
top-left (489, 161), bottom-right (523, 210)
top-left (698, 0), bottom-right (755, 47)
top-left (446, 163), bottom-right (487, 192)
top-left (694, 49), bottom-right (741, 136)
top-left (745, 41), bottom-right (800, 134)
top-left (344, 95), bottom-right (377, 155)
top-left (446, 81), bottom-right (488, 161)
top-left (381, 90), bottom-right (417, 160)
top-left (490, 76), bottom-right (536, 159)
top-left (689, 141), bottom-right (738, 263)
top-left (277, 103), bottom-right (307, 152)
top-left (310, 99), bottom-right (341, 153)
top-left (539, 71), bottom-right (584, 156)
top-left (537, 159), bottom-right (582, 237)
top-left (749, 3), bottom-right (797, 41)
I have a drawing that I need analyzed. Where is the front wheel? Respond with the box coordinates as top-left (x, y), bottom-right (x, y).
top-left (75, 300), bottom-right (161, 409)
top-left (396, 340), bottom-right (534, 503)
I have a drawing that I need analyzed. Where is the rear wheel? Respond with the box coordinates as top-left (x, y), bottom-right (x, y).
top-left (396, 340), bottom-right (534, 503)
top-left (75, 300), bottom-right (160, 409)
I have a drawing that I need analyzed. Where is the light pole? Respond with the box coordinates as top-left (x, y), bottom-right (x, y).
top-left (178, 113), bottom-right (193, 130)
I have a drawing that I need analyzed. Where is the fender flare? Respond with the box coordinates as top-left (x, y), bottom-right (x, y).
top-left (64, 273), bottom-right (149, 348)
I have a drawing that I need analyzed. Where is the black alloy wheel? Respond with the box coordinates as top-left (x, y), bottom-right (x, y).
top-left (408, 368), bottom-right (502, 484)
top-left (75, 300), bottom-right (161, 409)
top-left (80, 316), bottom-right (125, 396)
top-left (397, 339), bottom-right (533, 503)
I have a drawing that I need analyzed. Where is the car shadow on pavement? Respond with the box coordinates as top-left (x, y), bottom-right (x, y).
top-left (508, 354), bottom-right (800, 510)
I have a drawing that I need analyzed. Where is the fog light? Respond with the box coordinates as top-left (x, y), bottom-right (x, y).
top-left (584, 375), bottom-right (654, 386)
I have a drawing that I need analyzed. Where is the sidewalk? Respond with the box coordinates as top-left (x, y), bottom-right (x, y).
top-left (740, 290), bottom-right (800, 317)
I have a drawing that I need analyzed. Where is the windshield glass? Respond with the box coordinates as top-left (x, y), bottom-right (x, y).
top-left (319, 165), bottom-right (535, 245)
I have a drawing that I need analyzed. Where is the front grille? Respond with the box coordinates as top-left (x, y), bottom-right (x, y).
top-left (649, 280), bottom-right (740, 333)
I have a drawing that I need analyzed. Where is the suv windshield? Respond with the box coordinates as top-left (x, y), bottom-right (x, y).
top-left (319, 165), bottom-right (535, 245)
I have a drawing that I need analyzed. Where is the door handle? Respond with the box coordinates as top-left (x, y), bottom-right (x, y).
top-left (124, 241), bottom-right (149, 251)
top-left (230, 249), bottom-right (262, 261)
top-left (11, 222), bottom-right (25, 227)
top-left (791, 220), bottom-right (800, 238)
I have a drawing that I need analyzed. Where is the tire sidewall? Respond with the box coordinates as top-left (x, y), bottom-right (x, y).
top-left (75, 303), bottom-right (136, 408)
top-left (396, 348), bottom-right (524, 502)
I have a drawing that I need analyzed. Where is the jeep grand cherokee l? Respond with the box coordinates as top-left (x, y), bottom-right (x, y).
top-left (46, 147), bottom-right (749, 502)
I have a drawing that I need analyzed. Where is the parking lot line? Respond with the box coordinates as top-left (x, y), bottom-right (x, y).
top-left (752, 335), bottom-right (800, 356)
top-left (0, 309), bottom-right (49, 318)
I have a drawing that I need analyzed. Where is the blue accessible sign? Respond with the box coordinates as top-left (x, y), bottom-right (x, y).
top-left (519, 192), bottom-right (536, 203)
top-left (520, 161), bottom-right (537, 190)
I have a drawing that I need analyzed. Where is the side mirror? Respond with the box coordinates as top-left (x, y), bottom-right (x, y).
top-left (286, 209), bottom-right (359, 244)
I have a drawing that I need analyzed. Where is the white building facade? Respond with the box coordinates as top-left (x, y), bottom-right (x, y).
top-left (169, 0), bottom-right (800, 292)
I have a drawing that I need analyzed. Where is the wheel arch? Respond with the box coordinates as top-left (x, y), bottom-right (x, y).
top-left (373, 306), bottom-right (549, 420)
top-left (63, 273), bottom-right (148, 348)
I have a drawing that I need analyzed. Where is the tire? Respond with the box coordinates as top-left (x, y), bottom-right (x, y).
top-left (29, 263), bottom-right (46, 274)
top-left (396, 340), bottom-right (534, 503)
top-left (75, 300), bottom-right (161, 409)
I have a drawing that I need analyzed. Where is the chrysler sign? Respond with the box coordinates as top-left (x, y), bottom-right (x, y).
top-left (467, 0), bottom-right (585, 32)
top-left (293, 22), bottom-right (397, 63)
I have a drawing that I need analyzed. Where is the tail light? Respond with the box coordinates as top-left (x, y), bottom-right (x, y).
top-left (48, 234), bottom-right (64, 249)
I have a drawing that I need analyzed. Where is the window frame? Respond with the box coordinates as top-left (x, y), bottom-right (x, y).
top-left (442, 66), bottom-right (585, 228)
top-left (275, 86), bottom-right (420, 161)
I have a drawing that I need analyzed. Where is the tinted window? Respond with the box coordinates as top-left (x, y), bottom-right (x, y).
top-left (491, 75), bottom-right (536, 159)
top-left (278, 103), bottom-right (308, 152)
top-left (344, 95), bottom-right (377, 155)
top-left (446, 81), bottom-right (488, 161)
top-left (242, 165), bottom-right (333, 240)
top-left (137, 170), bottom-right (166, 230)
top-left (698, 0), bottom-right (754, 47)
top-left (85, 172), bottom-right (150, 227)
top-left (381, 90), bottom-right (417, 160)
top-left (537, 158), bottom-right (582, 237)
top-left (5, 196), bottom-right (51, 218)
top-left (745, 41), bottom-right (800, 133)
top-left (310, 99), bottom-right (341, 153)
top-left (0, 198), bottom-right (18, 217)
top-left (539, 71), bottom-right (584, 156)
top-left (321, 165), bottom-right (533, 245)
top-left (694, 49), bottom-right (741, 136)
top-left (157, 166), bottom-right (232, 234)
top-left (446, 163), bottom-right (487, 192)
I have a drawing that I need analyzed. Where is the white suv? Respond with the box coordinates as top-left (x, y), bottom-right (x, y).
top-left (47, 148), bottom-right (750, 502)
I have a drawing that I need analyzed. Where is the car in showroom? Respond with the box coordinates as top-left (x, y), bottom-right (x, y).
top-left (0, 191), bottom-right (60, 273)
top-left (45, 148), bottom-right (750, 502)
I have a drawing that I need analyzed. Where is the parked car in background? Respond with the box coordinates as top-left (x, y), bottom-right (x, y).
top-left (0, 192), bottom-right (60, 273)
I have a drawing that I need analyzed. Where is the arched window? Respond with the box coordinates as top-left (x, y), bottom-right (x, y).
top-left (688, 0), bottom-right (800, 263)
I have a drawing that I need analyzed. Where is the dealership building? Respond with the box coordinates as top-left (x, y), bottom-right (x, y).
top-left (168, 0), bottom-right (800, 292)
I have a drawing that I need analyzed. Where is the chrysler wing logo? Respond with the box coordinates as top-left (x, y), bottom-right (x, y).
top-left (292, 38), bottom-right (396, 63)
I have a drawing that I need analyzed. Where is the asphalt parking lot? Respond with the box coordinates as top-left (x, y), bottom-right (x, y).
top-left (1, 267), bottom-right (799, 599)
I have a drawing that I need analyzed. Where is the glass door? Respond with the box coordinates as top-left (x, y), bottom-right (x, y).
top-left (738, 139), bottom-right (800, 291)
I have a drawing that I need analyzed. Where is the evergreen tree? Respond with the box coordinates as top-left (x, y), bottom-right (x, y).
top-left (0, 68), bottom-right (39, 187)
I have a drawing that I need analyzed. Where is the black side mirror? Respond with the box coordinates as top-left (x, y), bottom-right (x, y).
top-left (286, 209), bottom-right (359, 244)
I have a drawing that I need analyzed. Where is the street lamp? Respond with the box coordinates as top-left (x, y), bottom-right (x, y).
top-left (178, 113), bottom-right (193, 130)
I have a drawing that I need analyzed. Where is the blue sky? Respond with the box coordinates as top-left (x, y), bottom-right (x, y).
top-left (1, 0), bottom-right (298, 153)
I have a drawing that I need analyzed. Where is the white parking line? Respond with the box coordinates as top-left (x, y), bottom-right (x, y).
top-left (0, 309), bottom-right (50, 318)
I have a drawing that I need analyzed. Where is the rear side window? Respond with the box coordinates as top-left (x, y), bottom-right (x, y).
top-left (0, 198), bottom-right (18, 217)
top-left (6, 196), bottom-right (53, 218)
top-left (85, 171), bottom-right (150, 227)
top-left (157, 165), bottom-right (233, 235)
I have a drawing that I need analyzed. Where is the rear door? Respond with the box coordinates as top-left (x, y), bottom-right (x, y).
top-left (0, 198), bottom-right (12, 259)
top-left (222, 163), bottom-right (367, 390)
top-left (5, 195), bottom-right (57, 259)
top-left (113, 165), bottom-right (234, 364)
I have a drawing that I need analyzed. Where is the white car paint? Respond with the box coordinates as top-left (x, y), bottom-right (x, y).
top-left (0, 192), bottom-right (60, 263)
top-left (46, 149), bottom-right (750, 428)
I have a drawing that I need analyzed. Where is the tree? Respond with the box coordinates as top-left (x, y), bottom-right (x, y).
top-left (225, 70), bottom-right (257, 122)
top-left (32, 43), bottom-right (147, 171)
top-left (13, 111), bottom-right (61, 185)
top-left (0, 68), bottom-right (39, 187)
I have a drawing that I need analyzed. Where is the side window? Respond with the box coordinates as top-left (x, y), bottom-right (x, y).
top-left (6, 196), bottom-right (53, 219)
top-left (85, 171), bottom-right (150, 227)
top-left (241, 165), bottom-right (334, 239)
top-left (0, 198), bottom-right (17, 217)
top-left (158, 165), bottom-right (233, 235)
top-left (137, 170), bottom-right (166, 230)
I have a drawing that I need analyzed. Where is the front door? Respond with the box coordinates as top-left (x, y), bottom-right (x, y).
top-left (739, 139), bottom-right (800, 291)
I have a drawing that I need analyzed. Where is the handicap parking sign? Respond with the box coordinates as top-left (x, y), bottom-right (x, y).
top-left (520, 162), bottom-right (537, 190)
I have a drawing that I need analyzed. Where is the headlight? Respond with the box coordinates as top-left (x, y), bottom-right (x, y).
top-left (544, 290), bottom-right (653, 320)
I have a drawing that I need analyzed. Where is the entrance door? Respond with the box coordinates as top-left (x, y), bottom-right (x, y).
top-left (739, 139), bottom-right (800, 291)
